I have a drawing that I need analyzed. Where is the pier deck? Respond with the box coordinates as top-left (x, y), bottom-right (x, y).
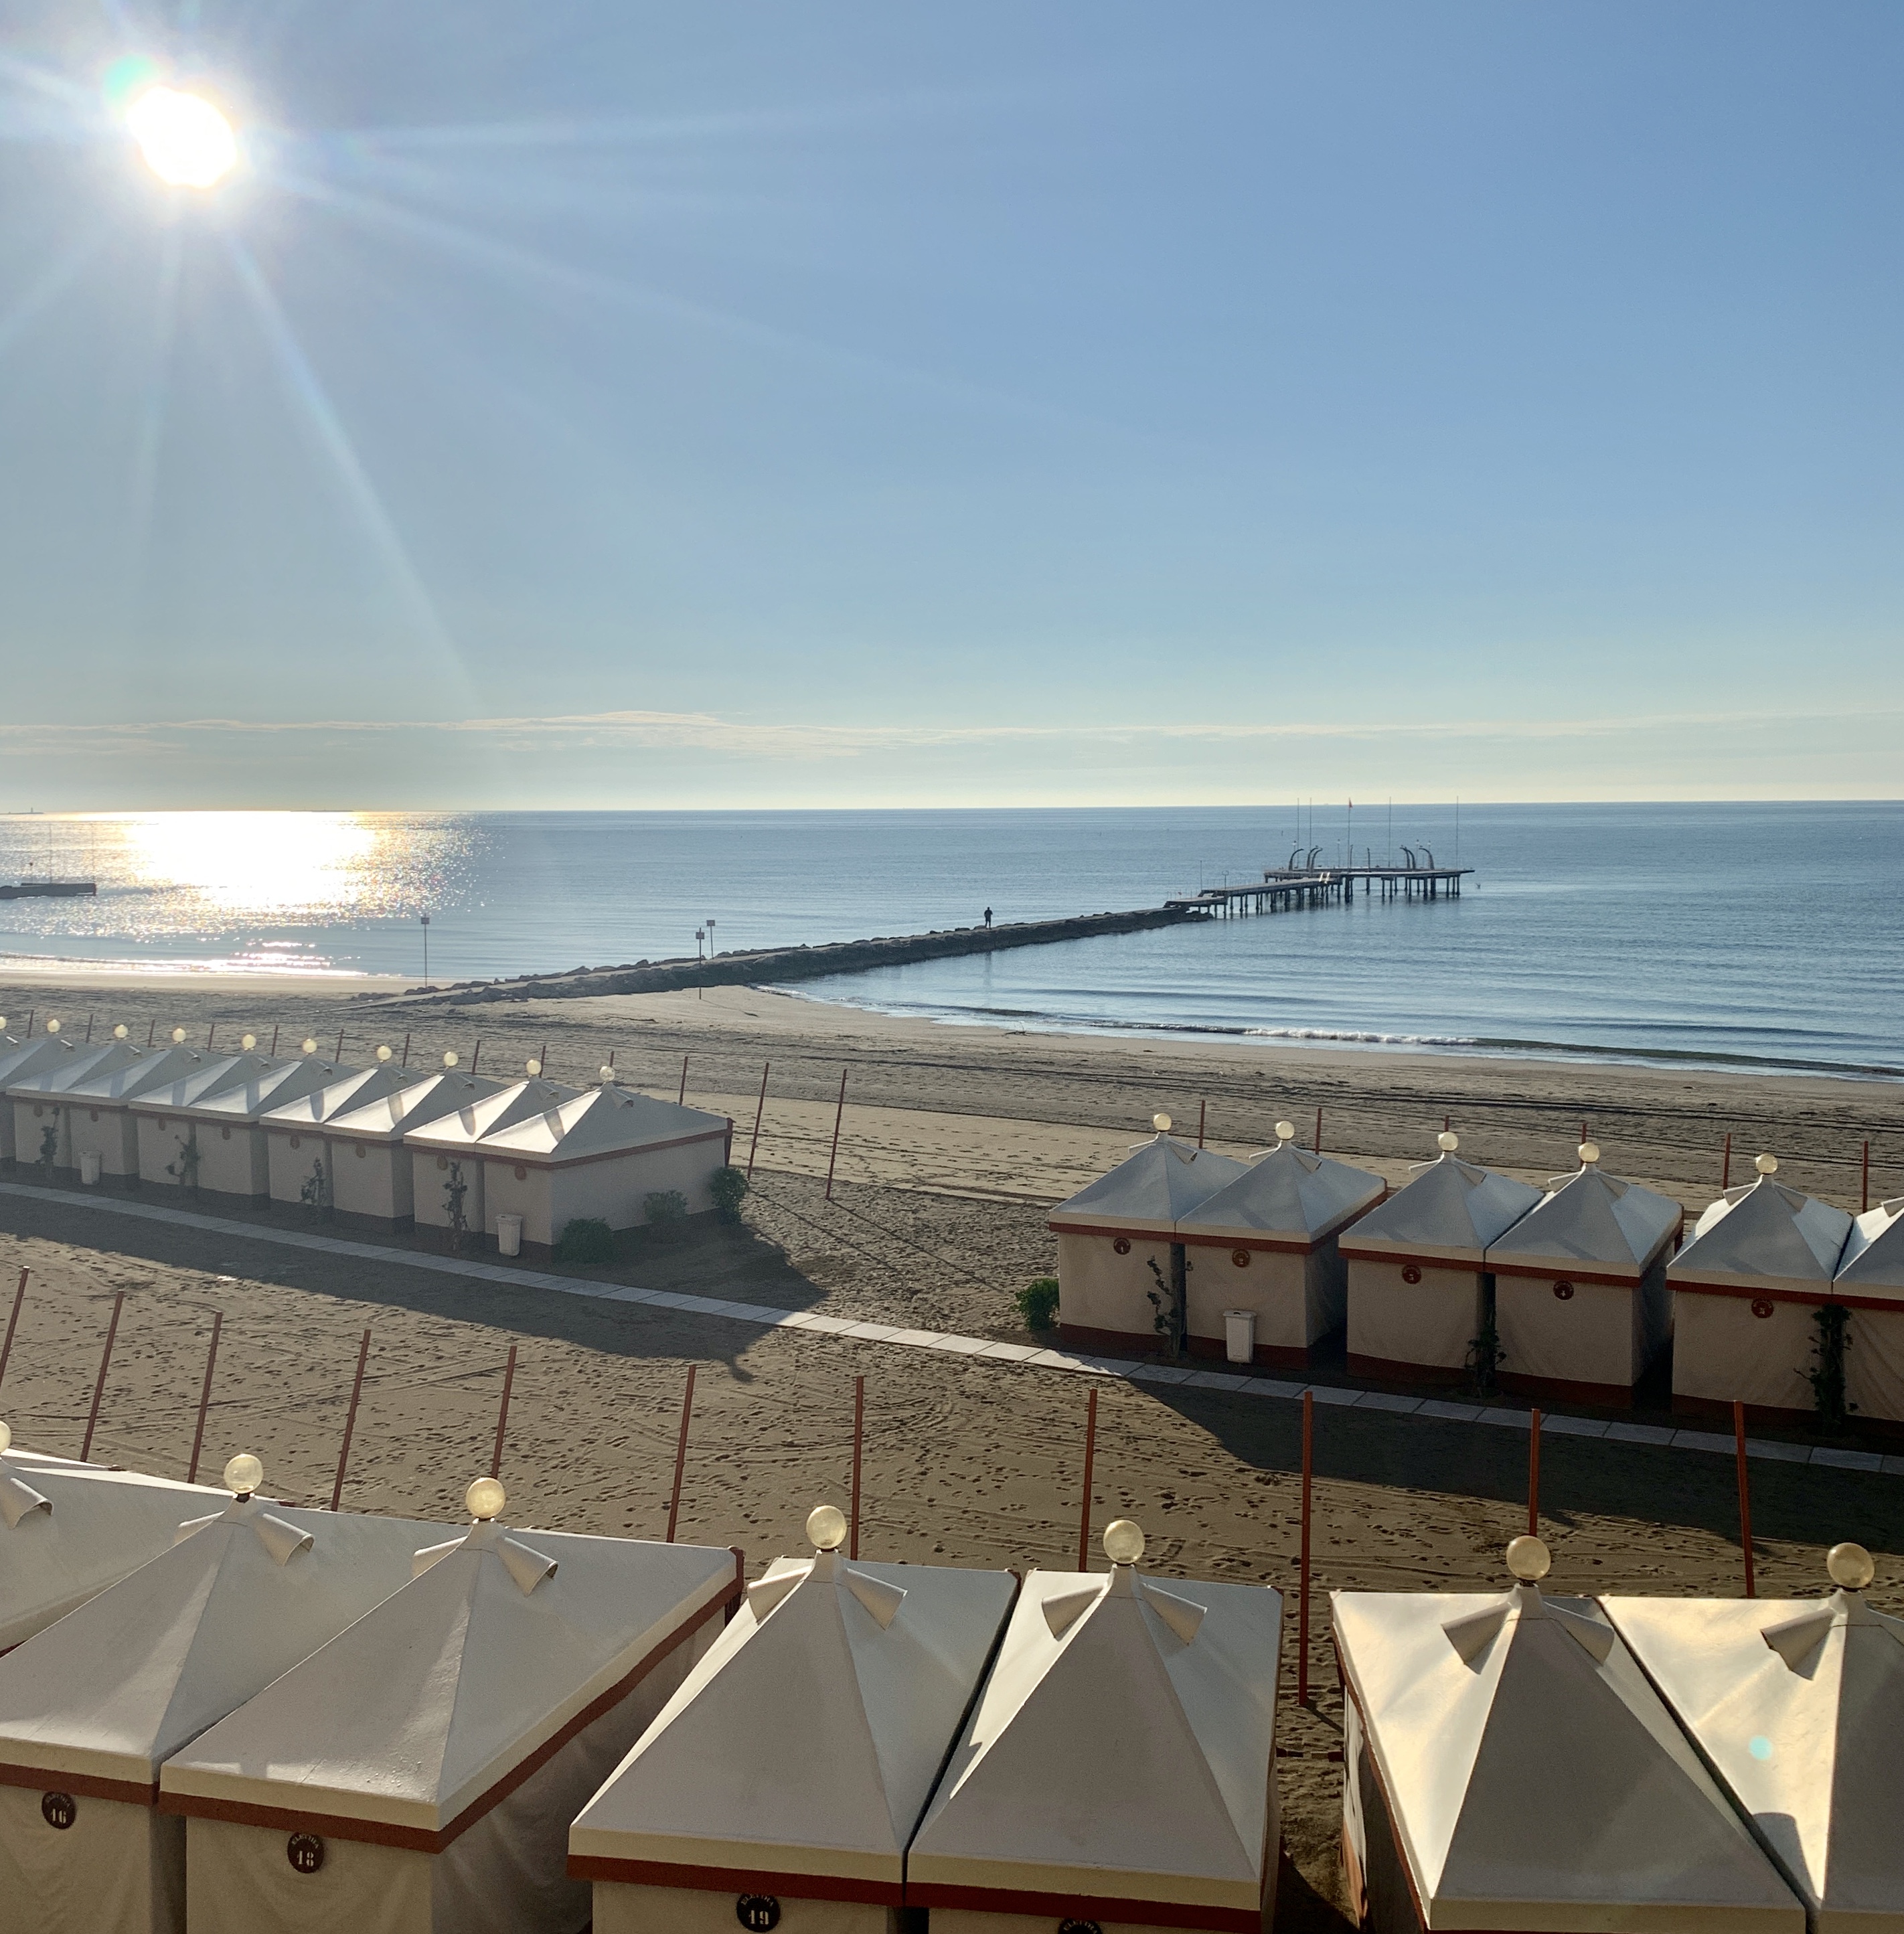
top-left (1165, 864), bottom-right (1472, 917)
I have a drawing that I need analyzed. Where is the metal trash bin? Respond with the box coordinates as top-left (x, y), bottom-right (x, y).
top-left (1224, 1309), bottom-right (1257, 1365)
top-left (496, 1212), bottom-right (524, 1258)
top-left (80, 1150), bottom-right (102, 1186)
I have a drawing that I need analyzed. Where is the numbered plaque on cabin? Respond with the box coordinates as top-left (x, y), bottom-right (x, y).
top-left (1058, 1921), bottom-right (1104, 1934)
top-left (735, 1896), bottom-right (781, 1931)
top-left (40, 1791), bottom-right (76, 1830)
top-left (287, 1832), bottom-right (326, 1874)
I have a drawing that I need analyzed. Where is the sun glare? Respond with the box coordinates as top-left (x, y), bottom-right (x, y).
top-left (126, 86), bottom-right (238, 189)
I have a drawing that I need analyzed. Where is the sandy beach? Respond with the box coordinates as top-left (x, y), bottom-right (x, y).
top-left (3, 973), bottom-right (1900, 1927)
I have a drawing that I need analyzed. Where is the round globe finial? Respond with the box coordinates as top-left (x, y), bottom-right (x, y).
top-left (171, 1027), bottom-right (187, 1044)
top-left (1275, 1120), bottom-right (1297, 1142)
top-left (223, 1453), bottom-right (264, 1498)
top-left (443, 1050), bottom-right (459, 1068)
top-left (1756, 1153), bottom-right (1779, 1176)
top-left (1103, 1518), bottom-right (1146, 1565)
top-left (44, 1018), bottom-right (60, 1035)
top-left (113, 1023), bottom-right (129, 1040)
top-left (1827, 1541), bottom-right (1875, 1591)
top-left (1437, 1130), bottom-right (1459, 1153)
top-left (465, 1476), bottom-right (506, 1522)
top-left (1579, 1142), bottom-right (1601, 1166)
top-left (301, 1038), bottom-right (318, 1056)
top-left (0, 1018), bottom-right (7, 1032)
top-left (525, 1059), bottom-right (542, 1077)
top-left (806, 1503), bottom-right (848, 1552)
top-left (1152, 1113), bottom-right (1172, 1133)
top-left (599, 1064), bottom-right (617, 1084)
top-left (376, 1044), bottom-right (392, 1062)
top-left (0, 1419), bottom-right (11, 1453)
top-left (1506, 1534), bottom-right (1551, 1583)
top-left (240, 1033), bottom-right (256, 1051)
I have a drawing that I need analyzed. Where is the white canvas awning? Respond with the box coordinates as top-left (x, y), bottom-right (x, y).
top-left (906, 1537), bottom-right (1281, 1929)
top-left (402, 1076), bottom-right (586, 1157)
top-left (123, 1051), bottom-right (291, 1123)
top-left (1668, 1168), bottom-right (1853, 1301)
top-left (1048, 1131), bottom-right (1249, 1237)
top-left (1339, 1145), bottom-right (1543, 1267)
top-left (1176, 1137), bottom-right (1384, 1250)
top-left (258, 1062), bottom-right (428, 1131)
top-left (1834, 1197), bottom-right (1904, 1304)
top-left (1486, 1156), bottom-right (1684, 1283)
top-left (0, 1036), bottom-right (126, 1095)
top-left (1334, 1564), bottom-right (1804, 1931)
top-left (165, 1054), bottom-right (358, 1127)
top-left (570, 1525), bottom-right (1016, 1905)
top-left (321, 1069), bottom-right (507, 1143)
top-left (1605, 1565), bottom-right (1904, 1930)
top-left (50, 1044), bottom-right (235, 1111)
top-left (475, 1084), bottom-right (728, 1166)
top-left (7, 1040), bottom-right (147, 1105)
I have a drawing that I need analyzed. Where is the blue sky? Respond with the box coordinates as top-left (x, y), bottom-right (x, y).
top-left (1, 3), bottom-right (1898, 807)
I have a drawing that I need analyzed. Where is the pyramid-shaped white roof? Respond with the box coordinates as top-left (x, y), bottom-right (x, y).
top-left (54, 1043), bottom-right (233, 1107)
top-left (172, 1054), bottom-right (358, 1125)
top-left (1485, 1162), bottom-right (1684, 1283)
top-left (1333, 1581), bottom-right (1804, 1931)
top-left (1668, 1175), bottom-right (1853, 1297)
top-left (1834, 1198), bottom-right (1904, 1303)
top-left (258, 1060), bottom-right (428, 1131)
top-left (908, 1560), bottom-right (1281, 1921)
top-left (123, 1051), bottom-right (289, 1120)
top-left (0, 1489), bottom-right (441, 1789)
top-left (5, 1039), bottom-right (146, 1101)
top-left (1176, 1139), bottom-right (1385, 1248)
top-left (1605, 1587), bottom-right (1904, 1926)
top-left (570, 1548), bottom-right (1016, 1895)
top-left (0, 1035), bottom-right (125, 1096)
top-left (0, 1455), bottom-right (224, 1651)
top-left (475, 1084), bottom-right (728, 1165)
top-left (1049, 1133), bottom-right (1250, 1236)
top-left (323, 1069), bottom-right (507, 1144)
top-left (1338, 1151), bottom-right (1543, 1265)
top-left (162, 1520), bottom-right (740, 1840)
top-left (402, 1076), bottom-right (584, 1154)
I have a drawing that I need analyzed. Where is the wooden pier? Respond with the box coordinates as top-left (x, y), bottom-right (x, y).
top-left (1165, 862), bottom-right (1472, 918)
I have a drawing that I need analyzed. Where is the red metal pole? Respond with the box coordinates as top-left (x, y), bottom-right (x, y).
top-left (330, 1328), bottom-right (372, 1511)
top-left (84, 1012), bottom-right (93, 1043)
top-left (1528, 1408), bottom-right (1542, 1535)
top-left (850, 1374), bottom-right (865, 1561)
top-left (746, 1062), bottom-right (770, 1180)
top-left (678, 1055), bottom-right (688, 1106)
top-left (1299, 1388), bottom-right (1314, 1706)
top-left (187, 1311), bottom-right (222, 1484)
top-left (489, 1344), bottom-right (518, 1480)
top-left (145, 1018), bottom-right (155, 1047)
top-left (1734, 1400), bottom-right (1756, 1599)
top-left (470, 1037), bottom-right (481, 1074)
top-left (0, 1268), bottom-right (27, 1392)
top-left (400, 1032), bottom-right (411, 1068)
top-left (1077, 1388), bottom-right (1098, 1571)
top-left (1862, 1141), bottom-right (1871, 1215)
top-left (335, 1028), bottom-right (345, 1061)
top-left (269, 1025), bottom-right (280, 1056)
top-left (1722, 1132), bottom-right (1731, 1190)
top-left (666, 1365), bottom-right (697, 1542)
top-left (1314, 1106), bottom-right (1323, 1155)
top-left (1197, 1100), bottom-right (1206, 1149)
top-left (80, 1291), bottom-right (125, 1462)
top-left (207, 1022), bottom-right (216, 1051)
top-left (824, 1067), bottom-right (848, 1201)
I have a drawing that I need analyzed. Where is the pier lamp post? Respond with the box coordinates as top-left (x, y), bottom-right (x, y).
top-left (420, 914), bottom-right (430, 987)
top-left (706, 917), bottom-right (716, 958)
top-left (695, 927), bottom-right (705, 961)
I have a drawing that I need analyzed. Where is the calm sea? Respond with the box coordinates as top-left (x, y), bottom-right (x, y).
top-left (1, 804), bottom-right (1898, 1076)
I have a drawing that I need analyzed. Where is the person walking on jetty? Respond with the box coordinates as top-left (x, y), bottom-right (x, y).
top-left (983, 906), bottom-right (994, 928)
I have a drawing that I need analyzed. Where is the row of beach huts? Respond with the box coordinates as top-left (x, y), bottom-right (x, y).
top-left (0, 1438), bottom-right (1893, 1933)
top-left (1049, 1117), bottom-right (1904, 1424)
top-left (0, 1024), bottom-right (732, 1255)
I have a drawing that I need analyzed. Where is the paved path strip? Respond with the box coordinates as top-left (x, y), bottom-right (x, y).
top-left (2, 1181), bottom-right (1895, 1479)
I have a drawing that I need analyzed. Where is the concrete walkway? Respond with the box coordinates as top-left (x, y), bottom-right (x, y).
top-left (1, 1180), bottom-right (1893, 1478)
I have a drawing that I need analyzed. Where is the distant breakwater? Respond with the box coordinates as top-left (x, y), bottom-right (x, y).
top-left (352, 906), bottom-right (1200, 1010)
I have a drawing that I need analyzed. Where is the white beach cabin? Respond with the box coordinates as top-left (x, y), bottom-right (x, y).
top-left (0, 1425), bottom-right (222, 1652)
top-left (57, 1044), bottom-right (245, 1190)
top-left (1174, 1122), bottom-right (1386, 1367)
top-left (404, 1072), bottom-right (584, 1246)
top-left (161, 1478), bottom-right (742, 1934)
top-left (262, 1056), bottom-right (430, 1211)
top-left (1484, 1143), bottom-right (1684, 1404)
top-left (1048, 1117), bottom-right (1249, 1360)
top-left (471, 1081), bottom-right (732, 1257)
top-left (1832, 1196), bottom-right (1904, 1427)
top-left (907, 1518), bottom-right (1283, 1933)
top-left (317, 1066), bottom-right (508, 1229)
top-left (8, 1038), bottom-right (145, 1175)
top-left (570, 1504), bottom-right (1017, 1933)
top-left (1332, 1538), bottom-right (1805, 1933)
top-left (0, 1455), bottom-right (441, 1934)
top-left (0, 1032), bottom-right (127, 1165)
top-left (1605, 1542), bottom-right (1904, 1932)
top-left (127, 1048), bottom-right (289, 1194)
top-left (1667, 1155), bottom-right (1853, 1420)
top-left (1338, 1134), bottom-right (1543, 1381)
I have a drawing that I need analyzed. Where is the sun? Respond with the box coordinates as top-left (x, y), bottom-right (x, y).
top-left (125, 86), bottom-right (239, 189)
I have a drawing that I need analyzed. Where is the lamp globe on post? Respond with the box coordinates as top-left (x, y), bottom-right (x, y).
top-left (224, 1453), bottom-right (264, 1501)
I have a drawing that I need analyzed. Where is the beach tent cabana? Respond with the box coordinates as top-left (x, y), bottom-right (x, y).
top-left (404, 1071), bottom-right (584, 1246)
top-left (1830, 1196), bottom-right (1904, 1426)
top-left (55, 1044), bottom-right (248, 1190)
top-left (161, 1477), bottom-right (743, 1934)
top-left (1048, 1117), bottom-right (1249, 1359)
top-left (127, 1048), bottom-right (289, 1194)
top-left (1174, 1121), bottom-right (1386, 1366)
top-left (469, 1081), bottom-right (732, 1256)
top-left (1484, 1143), bottom-right (1684, 1404)
top-left (8, 1039), bottom-right (146, 1174)
top-left (1604, 1542), bottom-right (1904, 1931)
top-left (0, 1032), bottom-right (127, 1164)
top-left (570, 1503), bottom-right (1017, 1933)
top-left (1667, 1155), bottom-right (1854, 1419)
top-left (1338, 1134), bottom-right (1543, 1380)
top-left (0, 1454), bottom-right (441, 1934)
top-left (261, 1056), bottom-right (429, 1210)
top-left (1333, 1537), bottom-right (1805, 1933)
top-left (316, 1066), bottom-right (509, 1229)
top-left (906, 1518), bottom-right (1283, 1933)
top-left (131, 1046), bottom-right (359, 1200)
top-left (0, 1423), bottom-right (222, 1652)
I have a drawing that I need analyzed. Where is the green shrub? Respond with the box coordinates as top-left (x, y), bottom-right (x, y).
top-left (709, 1165), bottom-right (750, 1225)
top-left (1016, 1277), bottom-right (1060, 1332)
top-left (643, 1189), bottom-right (689, 1229)
top-left (554, 1217), bottom-right (616, 1265)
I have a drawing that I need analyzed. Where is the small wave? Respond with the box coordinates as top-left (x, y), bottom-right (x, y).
top-left (1245, 1026), bottom-right (1481, 1047)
